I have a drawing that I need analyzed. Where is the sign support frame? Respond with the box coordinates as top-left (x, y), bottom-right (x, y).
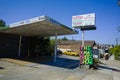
top-left (82, 30), bottom-right (84, 47)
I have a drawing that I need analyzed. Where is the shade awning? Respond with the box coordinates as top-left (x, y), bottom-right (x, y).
top-left (0, 16), bottom-right (78, 36)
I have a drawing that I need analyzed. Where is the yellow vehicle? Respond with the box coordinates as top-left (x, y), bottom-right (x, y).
top-left (63, 49), bottom-right (78, 56)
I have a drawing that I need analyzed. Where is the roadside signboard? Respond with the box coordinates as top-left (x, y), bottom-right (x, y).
top-left (72, 13), bottom-right (96, 67)
top-left (80, 46), bottom-right (93, 65)
top-left (72, 13), bottom-right (96, 30)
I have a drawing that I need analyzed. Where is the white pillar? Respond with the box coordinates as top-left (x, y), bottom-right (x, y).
top-left (54, 32), bottom-right (57, 63)
top-left (18, 35), bottom-right (22, 57)
top-left (82, 30), bottom-right (84, 47)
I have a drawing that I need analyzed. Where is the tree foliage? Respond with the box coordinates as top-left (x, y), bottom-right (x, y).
top-left (61, 36), bottom-right (68, 41)
top-left (50, 39), bottom-right (55, 55)
top-left (35, 36), bottom-right (53, 56)
top-left (0, 19), bottom-right (6, 27)
top-left (109, 45), bottom-right (120, 60)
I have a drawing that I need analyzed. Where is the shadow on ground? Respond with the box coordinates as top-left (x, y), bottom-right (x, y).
top-left (99, 65), bottom-right (120, 72)
top-left (0, 67), bottom-right (4, 69)
top-left (2, 55), bottom-right (79, 69)
top-left (40, 57), bottom-right (79, 69)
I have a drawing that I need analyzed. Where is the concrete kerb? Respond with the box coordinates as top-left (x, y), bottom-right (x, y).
top-left (65, 67), bottom-right (94, 80)
top-left (0, 58), bottom-right (34, 67)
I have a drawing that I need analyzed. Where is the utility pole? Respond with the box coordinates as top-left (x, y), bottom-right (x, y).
top-left (119, 0), bottom-right (120, 6)
top-left (116, 37), bottom-right (118, 45)
top-left (118, 26), bottom-right (120, 32)
top-left (117, 26), bottom-right (120, 45)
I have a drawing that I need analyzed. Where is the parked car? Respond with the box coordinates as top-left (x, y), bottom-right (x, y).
top-left (57, 49), bottom-right (62, 54)
top-left (63, 49), bottom-right (78, 56)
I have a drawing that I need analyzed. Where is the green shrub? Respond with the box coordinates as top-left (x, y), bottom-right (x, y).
top-left (100, 54), bottom-right (104, 58)
top-left (109, 45), bottom-right (120, 61)
top-left (93, 58), bottom-right (99, 64)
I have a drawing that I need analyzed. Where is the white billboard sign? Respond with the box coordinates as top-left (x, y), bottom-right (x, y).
top-left (72, 13), bottom-right (95, 28)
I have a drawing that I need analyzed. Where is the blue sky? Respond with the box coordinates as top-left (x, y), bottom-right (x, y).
top-left (0, 0), bottom-right (120, 45)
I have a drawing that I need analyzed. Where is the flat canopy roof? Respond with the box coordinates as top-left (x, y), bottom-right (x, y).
top-left (0, 16), bottom-right (78, 37)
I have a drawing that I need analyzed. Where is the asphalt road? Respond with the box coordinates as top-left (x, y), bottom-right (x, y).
top-left (0, 55), bottom-right (88, 80)
top-left (0, 55), bottom-right (120, 80)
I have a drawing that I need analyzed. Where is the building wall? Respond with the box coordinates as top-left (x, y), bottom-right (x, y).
top-left (58, 44), bottom-right (80, 54)
top-left (0, 33), bottom-right (35, 57)
top-left (0, 33), bottom-right (19, 57)
top-left (0, 33), bottom-right (51, 58)
top-left (58, 40), bottom-right (96, 54)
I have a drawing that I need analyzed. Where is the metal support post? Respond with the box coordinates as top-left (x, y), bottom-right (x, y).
top-left (54, 32), bottom-right (57, 63)
top-left (18, 35), bottom-right (22, 57)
